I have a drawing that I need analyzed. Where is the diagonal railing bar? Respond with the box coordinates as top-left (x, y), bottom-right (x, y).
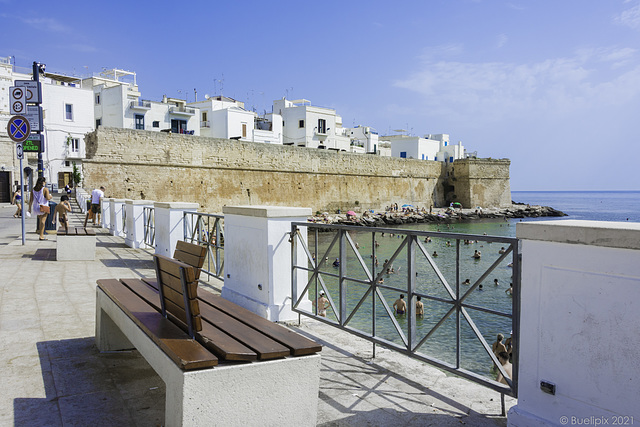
top-left (379, 236), bottom-right (408, 277)
top-left (416, 239), bottom-right (456, 301)
top-left (460, 306), bottom-right (512, 388)
top-left (183, 212), bottom-right (224, 279)
top-left (143, 207), bottom-right (155, 248)
top-left (343, 285), bottom-right (374, 327)
top-left (412, 302), bottom-right (458, 352)
top-left (375, 287), bottom-right (408, 346)
top-left (459, 245), bottom-right (514, 304)
top-left (344, 232), bottom-right (374, 282)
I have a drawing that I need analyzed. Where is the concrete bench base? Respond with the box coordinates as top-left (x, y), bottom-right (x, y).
top-left (95, 288), bottom-right (321, 427)
top-left (57, 234), bottom-right (96, 261)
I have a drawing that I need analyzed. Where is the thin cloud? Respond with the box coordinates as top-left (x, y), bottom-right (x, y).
top-left (614, 1), bottom-right (640, 30)
top-left (496, 33), bottom-right (508, 49)
top-left (393, 47), bottom-right (640, 122)
top-left (21, 17), bottom-right (71, 33)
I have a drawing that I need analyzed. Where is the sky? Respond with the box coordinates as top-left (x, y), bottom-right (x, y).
top-left (2, 0), bottom-right (639, 191)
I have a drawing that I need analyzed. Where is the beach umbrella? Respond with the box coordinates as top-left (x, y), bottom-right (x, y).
top-left (346, 211), bottom-right (356, 216)
top-left (402, 204), bottom-right (413, 208)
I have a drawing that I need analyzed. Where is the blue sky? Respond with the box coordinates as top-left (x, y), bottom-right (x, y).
top-left (2, 0), bottom-right (640, 191)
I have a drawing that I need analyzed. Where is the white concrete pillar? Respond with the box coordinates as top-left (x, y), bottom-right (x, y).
top-left (221, 206), bottom-right (312, 322)
top-left (109, 199), bottom-right (127, 237)
top-left (124, 200), bottom-right (155, 249)
top-left (101, 198), bottom-right (112, 230)
top-left (509, 220), bottom-right (640, 427)
top-left (154, 202), bottom-right (199, 256)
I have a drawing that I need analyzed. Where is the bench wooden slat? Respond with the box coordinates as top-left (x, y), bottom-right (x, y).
top-left (84, 228), bottom-right (96, 235)
top-left (161, 283), bottom-right (200, 315)
top-left (57, 228), bottom-right (67, 235)
top-left (174, 241), bottom-right (207, 280)
top-left (163, 298), bottom-right (203, 331)
top-left (198, 303), bottom-right (290, 360)
top-left (121, 278), bottom-right (257, 361)
top-left (97, 279), bottom-right (217, 370)
top-left (156, 255), bottom-right (197, 284)
top-left (199, 293), bottom-right (323, 357)
top-left (157, 270), bottom-right (198, 297)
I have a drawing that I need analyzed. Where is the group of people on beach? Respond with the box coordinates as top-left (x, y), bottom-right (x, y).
top-left (492, 332), bottom-right (513, 385)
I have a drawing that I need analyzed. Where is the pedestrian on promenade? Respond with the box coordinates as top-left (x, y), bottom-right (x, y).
top-left (54, 195), bottom-right (72, 232)
top-left (28, 176), bottom-right (52, 240)
top-left (85, 186), bottom-right (105, 226)
top-left (12, 188), bottom-right (22, 218)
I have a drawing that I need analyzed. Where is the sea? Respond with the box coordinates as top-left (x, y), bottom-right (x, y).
top-left (307, 191), bottom-right (639, 381)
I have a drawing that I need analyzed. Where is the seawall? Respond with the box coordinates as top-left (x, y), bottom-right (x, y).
top-left (82, 128), bottom-right (511, 213)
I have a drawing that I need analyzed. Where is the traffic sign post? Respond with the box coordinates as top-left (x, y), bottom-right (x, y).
top-left (15, 80), bottom-right (42, 103)
top-left (24, 105), bottom-right (42, 132)
top-left (23, 135), bottom-right (42, 152)
top-left (17, 142), bottom-right (24, 159)
top-left (10, 86), bottom-right (26, 115)
top-left (7, 115), bottom-right (31, 143)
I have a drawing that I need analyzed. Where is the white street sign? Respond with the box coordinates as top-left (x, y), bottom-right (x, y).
top-left (24, 105), bottom-right (42, 131)
top-left (15, 80), bottom-right (42, 103)
top-left (17, 142), bottom-right (24, 160)
top-left (9, 86), bottom-right (26, 115)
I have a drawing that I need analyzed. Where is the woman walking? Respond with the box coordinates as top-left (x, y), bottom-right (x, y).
top-left (12, 188), bottom-right (22, 218)
top-left (28, 177), bottom-right (52, 240)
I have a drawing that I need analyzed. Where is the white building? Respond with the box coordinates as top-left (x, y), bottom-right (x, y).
top-left (347, 125), bottom-right (379, 154)
top-left (381, 133), bottom-right (466, 162)
top-left (189, 96), bottom-right (252, 141)
top-left (0, 57), bottom-right (94, 193)
top-left (85, 69), bottom-right (200, 135)
top-left (274, 98), bottom-right (350, 151)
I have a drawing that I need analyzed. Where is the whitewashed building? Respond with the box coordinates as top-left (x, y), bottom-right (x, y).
top-left (84, 69), bottom-right (200, 135)
top-left (381, 133), bottom-right (466, 162)
top-left (273, 98), bottom-right (350, 151)
top-left (347, 125), bottom-right (379, 154)
top-left (0, 57), bottom-right (94, 194)
top-left (189, 96), bottom-right (252, 141)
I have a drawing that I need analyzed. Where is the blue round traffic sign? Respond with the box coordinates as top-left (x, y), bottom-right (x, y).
top-left (7, 115), bottom-right (31, 143)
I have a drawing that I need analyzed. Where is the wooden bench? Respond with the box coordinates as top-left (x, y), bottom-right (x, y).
top-left (96, 252), bottom-right (322, 426)
top-left (56, 227), bottom-right (96, 261)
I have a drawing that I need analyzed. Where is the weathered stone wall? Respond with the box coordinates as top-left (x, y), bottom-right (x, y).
top-left (82, 128), bottom-right (510, 213)
top-left (445, 159), bottom-right (512, 208)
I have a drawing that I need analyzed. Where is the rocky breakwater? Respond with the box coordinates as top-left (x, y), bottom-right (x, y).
top-left (308, 204), bottom-right (567, 227)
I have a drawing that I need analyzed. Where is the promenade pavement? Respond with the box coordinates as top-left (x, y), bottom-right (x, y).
top-left (0, 201), bottom-right (514, 426)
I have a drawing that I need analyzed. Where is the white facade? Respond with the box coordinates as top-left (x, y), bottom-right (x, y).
top-left (348, 125), bottom-right (379, 154)
top-left (254, 113), bottom-right (283, 145)
top-left (86, 70), bottom-right (200, 135)
top-left (274, 98), bottom-right (350, 151)
top-left (382, 133), bottom-right (466, 163)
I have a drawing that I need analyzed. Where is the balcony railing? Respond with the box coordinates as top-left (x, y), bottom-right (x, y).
top-left (169, 106), bottom-right (196, 115)
top-left (130, 100), bottom-right (151, 109)
top-left (183, 212), bottom-right (224, 279)
top-left (201, 121), bottom-right (210, 128)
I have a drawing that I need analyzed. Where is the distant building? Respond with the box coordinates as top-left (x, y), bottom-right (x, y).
top-left (347, 125), bottom-right (379, 154)
top-left (188, 96), bottom-right (253, 141)
top-left (380, 133), bottom-right (466, 162)
top-left (273, 98), bottom-right (350, 151)
top-left (84, 69), bottom-right (200, 135)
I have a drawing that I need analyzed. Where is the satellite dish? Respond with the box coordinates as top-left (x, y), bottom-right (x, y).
top-left (205, 94), bottom-right (210, 100)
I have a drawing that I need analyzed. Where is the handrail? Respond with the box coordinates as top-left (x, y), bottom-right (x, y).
top-left (183, 212), bottom-right (224, 279)
top-left (143, 207), bottom-right (155, 248)
top-left (290, 222), bottom-right (519, 401)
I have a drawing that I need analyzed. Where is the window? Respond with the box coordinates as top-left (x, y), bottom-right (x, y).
top-left (317, 118), bottom-right (327, 133)
top-left (95, 94), bottom-right (100, 105)
top-left (400, 152), bottom-right (407, 158)
top-left (135, 114), bottom-right (144, 130)
top-left (299, 119), bottom-right (304, 128)
top-left (65, 161), bottom-right (70, 167)
top-left (96, 118), bottom-right (101, 127)
top-left (171, 119), bottom-right (187, 133)
top-left (242, 123), bottom-right (247, 138)
top-left (202, 112), bottom-right (207, 121)
top-left (70, 138), bottom-right (79, 153)
top-left (152, 121), bottom-right (159, 128)
top-left (65, 104), bottom-right (73, 120)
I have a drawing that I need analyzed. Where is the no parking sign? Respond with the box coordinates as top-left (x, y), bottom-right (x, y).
top-left (7, 115), bottom-right (31, 143)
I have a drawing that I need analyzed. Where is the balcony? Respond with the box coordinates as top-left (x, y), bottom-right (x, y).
top-left (169, 106), bottom-right (196, 116)
top-left (201, 121), bottom-right (210, 128)
top-left (130, 100), bottom-right (151, 110)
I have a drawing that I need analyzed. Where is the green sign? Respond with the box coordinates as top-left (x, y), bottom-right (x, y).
top-left (23, 138), bottom-right (41, 152)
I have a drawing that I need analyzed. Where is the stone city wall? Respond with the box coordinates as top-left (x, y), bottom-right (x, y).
top-left (445, 158), bottom-right (512, 208)
top-left (82, 128), bottom-right (510, 213)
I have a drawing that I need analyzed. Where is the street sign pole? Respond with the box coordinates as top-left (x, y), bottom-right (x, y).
top-left (32, 61), bottom-right (44, 179)
top-left (19, 155), bottom-right (25, 245)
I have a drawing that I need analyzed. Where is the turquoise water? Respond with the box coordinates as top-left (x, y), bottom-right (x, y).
top-left (304, 191), bottom-right (639, 379)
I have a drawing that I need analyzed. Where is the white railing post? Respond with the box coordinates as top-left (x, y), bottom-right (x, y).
top-left (101, 198), bottom-right (112, 229)
top-left (153, 202), bottom-right (199, 256)
top-left (509, 220), bottom-right (640, 426)
top-left (221, 206), bottom-right (312, 322)
top-left (109, 199), bottom-right (126, 237)
top-left (125, 200), bottom-right (155, 248)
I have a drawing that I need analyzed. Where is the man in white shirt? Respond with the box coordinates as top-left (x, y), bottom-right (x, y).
top-left (86, 186), bottom-right (105, 226)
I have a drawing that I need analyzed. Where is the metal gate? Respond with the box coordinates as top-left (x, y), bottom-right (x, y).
top-left (290, 222), bottom-right (520, 400)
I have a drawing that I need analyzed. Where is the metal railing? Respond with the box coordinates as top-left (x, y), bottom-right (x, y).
top-left (143, 207), bottom-right (155, 248)
top-left (130, 100), bottom-right (151, 108)
top-left (121, 206), bottom-right (127, 236)
top-left (290, 222), bottom-right (520, 401)
top-left (169, 105), bottom-right (196, 115)
top-left (183, 212), bottom-right (224, 279)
